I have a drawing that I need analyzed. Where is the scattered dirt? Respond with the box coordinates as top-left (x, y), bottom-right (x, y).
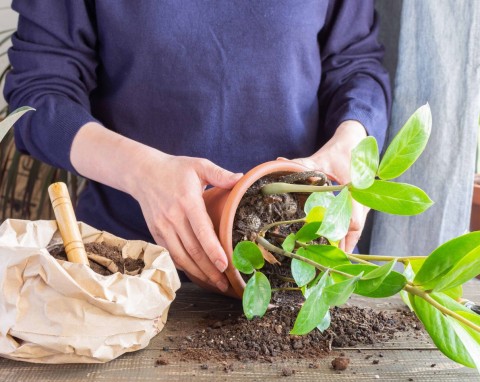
top-left (331, 357), bottom-right (350, 370)
top-left (174, 304), bottom-right (421, 363)
top-left (48, 242), bottom-right (144, 275)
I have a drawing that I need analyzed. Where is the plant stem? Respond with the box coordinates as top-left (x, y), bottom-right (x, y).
top-left (258, 218), bottom-right (305, 236)
top-left (273, 274), bottom-right (296, 283)
top-left (405, 285), bottom-right (480, 333)
top-left (256, 236), bottom-right (355, 280)
top-left (351, 254), bottom-right (427, 263)
top-left (261, 182), bottom-right (345, 195)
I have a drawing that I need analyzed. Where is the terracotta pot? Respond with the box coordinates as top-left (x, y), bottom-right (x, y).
top-left (471, 175), bottom-right (480, 232)
top-left (202, 160), bottom-right (309, 299)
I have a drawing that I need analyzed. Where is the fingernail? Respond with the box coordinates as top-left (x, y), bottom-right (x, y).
top-left (216, 280), bottom-right (229, 292)
top-left (276, 157), bottom-right (288, 161)
top-left (215, 260), bottom-right (227, 272)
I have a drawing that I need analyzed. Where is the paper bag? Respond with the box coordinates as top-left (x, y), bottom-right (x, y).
top-left (0, 219), bottom-right (181, 363)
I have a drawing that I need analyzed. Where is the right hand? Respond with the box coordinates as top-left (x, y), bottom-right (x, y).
top-left (132, 150), bottom-right (242, 292)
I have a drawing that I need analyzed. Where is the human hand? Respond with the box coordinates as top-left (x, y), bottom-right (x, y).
top-left (290, 120), bottom-right (369, 253)
top-left (132, 151), bottom-right (242, 292)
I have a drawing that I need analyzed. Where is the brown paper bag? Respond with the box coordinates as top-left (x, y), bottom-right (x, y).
top-left (0, 219), bottom-right (181, 363)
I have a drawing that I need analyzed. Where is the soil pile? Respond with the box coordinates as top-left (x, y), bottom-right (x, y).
top-left (49, 242), bottom-right (144, 275)
top-left (176, 304), bottom-right (421, 362)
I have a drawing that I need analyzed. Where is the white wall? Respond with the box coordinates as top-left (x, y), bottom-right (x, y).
top-left (0, 1), bottom-right (18, 110)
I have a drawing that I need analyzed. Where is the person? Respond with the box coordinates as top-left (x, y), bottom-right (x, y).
top-left (4, 1), bottom-right (391, 293)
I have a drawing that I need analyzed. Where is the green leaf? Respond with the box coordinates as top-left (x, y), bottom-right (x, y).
top-left (299, 245), bottom-right (350, 269)
top-left (291, 258), bottom-right (316, 287)
top-left (443, 285), bottom-right (463, 300)
top-left (446, 316), bottom-right (480, 371)
top-left (282, 233), bottom-right (296, 253)
top-left (0, 107), bottom-right (35, 143)
top-left (414, 232), bottom-right (480, 290)
top-left (304, 191), bottom-right (335, 214)
top-left (242, 272), bottom-right (271, 319)
top-left (233, 241), bottom-right (264, 274)
top-left (378, 104), bottom-right (432, 180)
top-left (432, 244), bottom-right (480, 292)
top-left (291, 272), bottom-right (330, 335)
top-left (316, 310), bottom-right (331, 333)
top-left (400, 262), bottom-right (415, 310)
top-left (350, 136), bottom-right (379, 189)
top-left (324, 273), bottom-right (362, 306)
top-left (333, 264), bottom-right (407, 298)
top-left (350, 180), bottom-right (433, 215)
top-left (295, 222), bottom-right (321, 243)
top-left (360, 260), bottom-right (397, 293)
top-left (410, 293), bottom-right (475, 368)
top-left (317, 188), bottom-right (352, 242)
top-left (305, 206), bottom-right (326, 223)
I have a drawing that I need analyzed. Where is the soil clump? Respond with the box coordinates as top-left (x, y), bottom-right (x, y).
top-left (49, 242), bottom-right (144, 275)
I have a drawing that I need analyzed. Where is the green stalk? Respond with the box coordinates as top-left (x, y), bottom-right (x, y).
top-left (256, 236), bottom-right (356, 280)
top-left (261, 182), bottom-right (345, 195)
top-left (405, 285), bottom-right (480, 334)
top-left (272, 287), bottom-right (301, 292)
top-left (258, 218), bottom-right (305, 236)
top-left (351, 254), bottom-right (427, 263)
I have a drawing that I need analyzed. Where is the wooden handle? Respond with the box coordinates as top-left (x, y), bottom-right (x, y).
top-left (48, 182), bottom-right (90, 266)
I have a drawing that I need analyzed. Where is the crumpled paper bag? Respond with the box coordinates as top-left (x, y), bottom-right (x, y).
top-left (0, 219), bottom-right (181, 363)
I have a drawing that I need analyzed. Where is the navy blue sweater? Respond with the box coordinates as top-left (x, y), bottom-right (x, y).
top-left (5, 0), bottom-right (390, 242)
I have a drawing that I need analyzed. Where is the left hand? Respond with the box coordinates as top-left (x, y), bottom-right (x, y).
top-left (290, 120), bottom-right (369, 253)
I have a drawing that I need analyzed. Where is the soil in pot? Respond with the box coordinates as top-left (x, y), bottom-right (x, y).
top-left (48, 242), bottom-right (145, 276)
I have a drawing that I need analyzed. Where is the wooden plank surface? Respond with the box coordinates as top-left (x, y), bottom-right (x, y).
top-left (1, 280), bottom-right (479, 381)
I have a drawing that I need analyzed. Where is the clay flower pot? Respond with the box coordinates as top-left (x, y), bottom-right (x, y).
top-left (471, 174), bottom-right (480, 232)
top-left (203, 160), bottom-right (308, 298)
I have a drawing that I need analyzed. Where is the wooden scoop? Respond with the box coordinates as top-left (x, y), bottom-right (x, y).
top-left (48, 182), bottom-right (90, 266)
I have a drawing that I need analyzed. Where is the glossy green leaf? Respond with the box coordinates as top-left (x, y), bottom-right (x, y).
top-left (242, 272), bottom-right (271, 320)
top-left (304, 191), bottom-right (335, 214)
top-left (414, 232), bottom-right (480, 290)
top-left (350, 180), bottom-right (433, 215)
top-left (454, 311), bottom-right (480, 344)
top-left (443, 285), bottom-right (463, 300)
top-left (282, 233), bottom-right (296, 253)
top-left (400, 262), bottom-right (415, 310)
top-left (291, 258), bottom-right (316, 287)
top-left (316, 310), bottom-right (331, 333)
top-left (446, 316), bottom-right (480, 372)
top-left (317, 188), bottom-right (352, 242)
top-left (233, 241), bottom-right (264, 274)
top-left (410, 293), bottom-right (475, 368)
top-left (333, 264), bottom-right (407, 298)
top-left (351, 136), bottom-right (379, 189)
top-left (324, 273), bottom-right (362, 306)
top-left (291, 272), bottom-right (330, 335)
top-left (360, 260), bottom-right (397, 293)
top-left (305, 206), bottom-right (326, 223)
top-left (300, 245), bottom-right (350, 269)
top-left (295, 222), bottom-right (321, 243)
top-left (378, 104), bottom-right (432, 180)
top-left (0, 107), bottom-right (35, 143)
top-left (433, 244), bottom-right (480, 292)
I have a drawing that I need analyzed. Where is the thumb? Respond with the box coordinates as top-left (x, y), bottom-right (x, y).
top-left (198, 160), bottom-right (243, 189)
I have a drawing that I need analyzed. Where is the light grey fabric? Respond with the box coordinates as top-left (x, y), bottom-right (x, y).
top-left (370, 0), bottom-right (480, 257)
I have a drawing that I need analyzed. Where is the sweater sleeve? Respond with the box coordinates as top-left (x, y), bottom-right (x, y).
top-left (318, 0), bottom-right (391, 151)
top-left (4, 0), bottom-right (99, 173)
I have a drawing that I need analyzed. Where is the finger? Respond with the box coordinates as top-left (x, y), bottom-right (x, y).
top-left (345, 203), bottom-right (369, 253)
top-left (177, 216), bottom-right (230, 291)
top-left (185, 195), bottom-right (229, 273)
top-left (197, 159), bottom-right (242, 189)
top-left (160, 227), bottom-right (217, 288)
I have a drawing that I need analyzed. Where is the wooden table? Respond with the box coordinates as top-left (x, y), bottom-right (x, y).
top-left (1, 281), bottom-right (479, 381)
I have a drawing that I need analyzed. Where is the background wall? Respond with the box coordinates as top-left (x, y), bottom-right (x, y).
top-left (0, 1), bottom-right (18, 110)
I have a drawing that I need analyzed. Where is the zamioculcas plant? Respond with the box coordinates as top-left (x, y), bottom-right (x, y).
top-left (233, 104), bottom-right (480, 372)
top-left (0, 106), bottom-right (34, 143)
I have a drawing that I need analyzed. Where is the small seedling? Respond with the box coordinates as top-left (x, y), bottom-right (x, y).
top-left (233, 104), bottom-right (480, 372)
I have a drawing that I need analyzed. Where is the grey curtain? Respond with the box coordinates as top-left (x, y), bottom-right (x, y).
top-left (369, 0), bottom-right (480, 257)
